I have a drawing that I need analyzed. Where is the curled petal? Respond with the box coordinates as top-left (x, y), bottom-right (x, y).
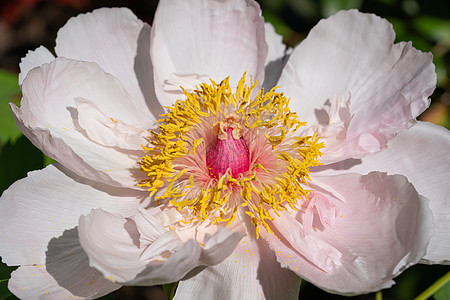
top-left (55, 7), bottom-right (161, 122)
top-left (75, 98), bottom-right (151, 150)
top-left (18, 46), bottom-right (55, 86)
top-left (315, 122), bottom-right (450, 264)
top-left (14, 58), bottom-right (151, 188)
top-left (78, 208), bottom-right (244, 285)
top-left (262, 172), bottom-right (433, 295)
top-left (279, 10), bottom-right (435, 162)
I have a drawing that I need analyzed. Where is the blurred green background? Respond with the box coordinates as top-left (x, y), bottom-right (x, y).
top-left (0, 0), bottom-right (449, 299)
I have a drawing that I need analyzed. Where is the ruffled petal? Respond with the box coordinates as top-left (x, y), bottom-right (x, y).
top-left (8, 229), bottom-right (120, 300)
top-left (75, 98), bottom-right (150, 150)
top-left (55, 7), bottom-right (162, 122)
top-left (262, 22), bottom-right (288, 90)
top-left (14, 57), bottom-right (151, 188)
top-left (78, 209), bottom-right (149, 283)
top-left (151, 0), bottom-right (267, 107)
top-left (278, 10), bottom-right (435, 162)
top-left (0, 164), bottom-right (143, 266)
top-left (314, 122), bottom-right (450, 264)
top-left (78, 208), bottom-right (244, 285)
top-left (261, 172), bottom-right (433, 295)
top-left (174, 235), bottom-right (300, 300)
top-left (18, 46), bottom-right (55, 86)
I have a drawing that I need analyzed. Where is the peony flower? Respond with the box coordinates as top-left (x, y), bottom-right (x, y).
top-left (1, 0), bottom-right (449, 299)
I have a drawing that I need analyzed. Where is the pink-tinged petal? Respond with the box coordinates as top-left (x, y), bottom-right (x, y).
top-left (0, 164), bottom-right (143, 266)
top-left (262, 22), bottom-right (288, 90)
top-left (18, 46), bottom-right (55, 86)
top-left (14, 58), bottom-right (151, 188)
top-left (151, 0), bottom-right (267, 107)
top-left (75, 98), bottom-right (151, 150)
top-left (78, 208), bottom-right (244, 285)
top-left (262, 172), bottom-right (433, 295)
top-left (315, 122), bottom-right (450, 264)
top-left (174, 235), bottom-right (300, 300)
top-left (8, 229), bottom-right (120, 300)
top-left (278, 10), bottom-right (435, 162)
top-left (55, 8), bottom-right (162, 122)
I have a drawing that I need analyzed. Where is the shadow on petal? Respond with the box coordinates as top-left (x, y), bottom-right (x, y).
top-left (45, 228), bottom-right (121, 298)
top-left (135, 23), bottom-right (165, 119)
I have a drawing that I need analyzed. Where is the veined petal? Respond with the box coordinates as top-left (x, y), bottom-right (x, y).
top-left (262, 172), bottom-right (433, 295)
top-left (55, 7), bottom-right (162, 122)
top-left (78, 208), bottom-right (244, 285)
top-left (151, 0), bottom-right (267, 107)
top-left (14, 58), bottom-right (151, 188)
top-left (314, 122), bottom-right (450, 264)
top-left (18, 46), bottom-right (55, 86)
top-left (8, 229), bottom-right (120, 300)
top-left (175, 235), bottom-right (300, 300)
top-left (0, 164), bottom-right (143, 266)
top-left (279, 10), bottom-right (435, 162)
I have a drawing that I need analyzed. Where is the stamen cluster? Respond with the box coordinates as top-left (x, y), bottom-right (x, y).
top-left (139, 75), bottom-right (324, 236)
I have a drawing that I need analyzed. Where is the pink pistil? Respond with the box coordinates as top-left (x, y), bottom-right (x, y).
top-left (206, 128), bottom-right (250, 178)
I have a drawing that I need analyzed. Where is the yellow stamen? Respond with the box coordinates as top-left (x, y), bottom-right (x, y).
top-left (138, 74), bottom-right (323, 237)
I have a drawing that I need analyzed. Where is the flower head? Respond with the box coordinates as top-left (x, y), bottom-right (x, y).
top-left (0, 1), bottom-right (449, 299)
top-left (139, 75), bottom-right (323, 237)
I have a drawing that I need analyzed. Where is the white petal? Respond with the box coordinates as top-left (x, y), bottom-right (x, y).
top-left (8, 229), bottom-right (120, 300)
top-left (130, 226), bottom-right (244, 285)
top-left (0, 164), bottom-right (143, 266)
top-left (15, 58), bottom-right (151, 188)
top-left (175, 235), bottom-right (299, 300)
top-left (78, 208), bottom-right (244, 285)
top-left (262, 22), bottom-right (288, 90)
top-left (18, 46), bottom-right (55, 86)
top-left (262, 172), bottom-right (433, 295)
top-left (55, 8), bottom-right (162, 121)
top-left (78, 209), bottom-right (149, 283)
top-left (279, 10), bottom-right (435, 162)
top-left (75, 98), bottom-right (150, 150)
top-left (151, 0), bottom-right (267, 106)
top-left (314, 122), bottom-right (450, 264)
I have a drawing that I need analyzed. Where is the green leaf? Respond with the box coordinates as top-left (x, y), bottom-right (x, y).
top-left (0, 70), bottom-right (21, 145)
top-left (0, 135), bottom-right (44, 192)
top-left (0, 259), bottom-right (16, 281)
top-left (0, 258), bottom-right (17, 300)
top-left (434, 278), bottom-right (450, 300)
top-left (44, 155), bottom-right (57, 167)
top-left (262, 10), bottom-right (296, 40)
top-left (162, 282), bottom-right (178, 300)
top-left (0, 281), bottom-right (13, 300)
top-left (320, 0), bottom-right (363, 17)
top-left (415, 271), bottom-right (450, 300)
top-left (414, 16), bottom-right (450, 46)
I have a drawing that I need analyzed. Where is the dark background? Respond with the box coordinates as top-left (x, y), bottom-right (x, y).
top-left (0, 0), bottom-right (449, 299)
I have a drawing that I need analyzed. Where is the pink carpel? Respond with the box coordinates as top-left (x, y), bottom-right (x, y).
top-left (206, 128), bottom-right (250, 178)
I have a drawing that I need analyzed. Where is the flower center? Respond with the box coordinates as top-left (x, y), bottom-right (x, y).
top-left (206, 114), bottom-right (249, 178)
top-left (138, 74), bottom-right (324, 237)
